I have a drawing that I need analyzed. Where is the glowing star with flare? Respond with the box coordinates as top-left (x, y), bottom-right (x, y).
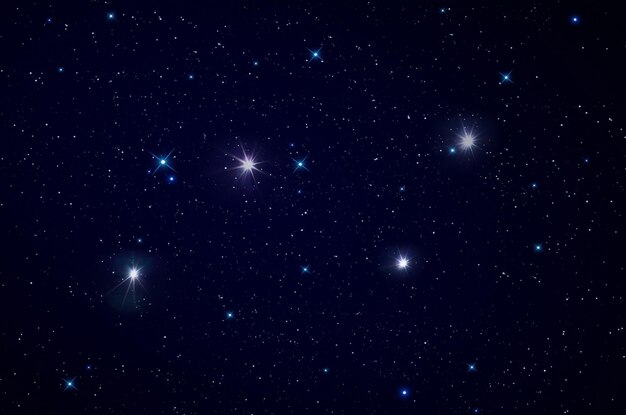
top-left (457, 128), bottom-right (478, 153)
top-left (396, 255), bottom-right (409, 270)
top-left (107, 264), bottom-right (146, 307)
top-left (231, 146), bottom-right (264, 183)
top-left (150, 149), bottom-right (176, 175)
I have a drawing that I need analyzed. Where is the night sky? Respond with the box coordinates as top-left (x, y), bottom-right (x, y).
top-left (1, 1), bottom-right (625, 414)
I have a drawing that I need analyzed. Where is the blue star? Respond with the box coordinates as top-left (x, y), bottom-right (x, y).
top-left (499, 71), bottom-right (513, 84)
top-left (63, 377), bottom-right (77, 391)
top-left (57, 67), bottom-right (64, 73)
top-left (301, 265), bottom-right (310, 274)
top-left (534, 244), bottom-right (543, 252)
top-left (106, 12), bottom-right (116, 21)
top-left (322, 367), bottom-right (329, 374)
top-left (150, 149), bottom-right (176, 175)
top-left (467, 363), bottom-right (477, 372)
top-left (225, 311), bottom-right (235, 320)
top-left (449, 147), bottom-right (456, 154)
top-left (187, 74), bottom-right (195, 80)
top-left (399, 185), bottom-right (406, 192)
top-left (253, 60), bottom-right (259, 67)
top-left (570, 15), bottom-right (580, 25)
top-left (292, 155), bottom-right (310, 173)
top-left (307, 47), bottom-right (323, 62)
top-left (439, 7), bottom-right (448, 14)
top-left (167, 175), bottom-right (176, 184)
top-left (399, 387), bottom-right (410, 398)
top-left (86, 364), bottom-right (92, 370)
top-left (531, 182), bottom-right (538, 189)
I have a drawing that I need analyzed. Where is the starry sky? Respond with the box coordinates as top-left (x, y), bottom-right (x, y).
top-left (1, 1), bottom-right (625, 414)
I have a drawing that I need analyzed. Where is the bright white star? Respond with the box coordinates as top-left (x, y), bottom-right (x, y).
top-left (396, 256), bottom-right (409, 270)
top-left (232, 146), bottom-right (263, 183)
top-left (458, 128), bottom-right (478, 153)
top-left (129, 268), bottom-right (139, 280)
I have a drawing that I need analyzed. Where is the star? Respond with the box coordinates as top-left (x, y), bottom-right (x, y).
top-left (322, 367), bottom-right (329, 374)
top-left (232, 147), bottom-right (263, 182)
top-left (292, 155), bottom-right (310, 173)
top-left (57, 67), bottom-right (64, 73)
top-left (570, 15), bottom-right (580, 25)
top-left (457, 128), bottom-right (478, 153)
top-left (167, 175), bottom-right (176, 184)
top-left (499, 71), bottom-right (513, 84)
top-left (129, 268), bottom-right (139, 280)
top-left (396, 255), bottom-right (409, 270)
top-left (188, 74), bottom-right (195, 80)
top-left (106, 12), bottom-right (116, 21)
top-left (106, 263), bottom-right (146, 306)
top-left (225, 311), bottom-right (235, 320)
top-left (467, 363), bottom-right (477, 372)
top-left (300, 265), bottom-right (310, 274)
top-left (534, 244), bottom-right (543, 252)
top-left (253, 60), bottom-right (259, 66)
top-left (308, 47), bottom-right (323, 62)
top-left (150, 149), bottom-right (176, 175)
top-left (399, 387), bottom-right (410, 398)
top-left (531, 182), bottom-right (538, 189)
top-left (63, 377), bottom-right (77, 391)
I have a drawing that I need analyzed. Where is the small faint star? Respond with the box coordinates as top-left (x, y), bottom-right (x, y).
top-left (188, 74), bottom-right (194, 80)
top-left (58, 67), bottom-right (64, 73)
top-left (253, 61), bottom-right (259, 66)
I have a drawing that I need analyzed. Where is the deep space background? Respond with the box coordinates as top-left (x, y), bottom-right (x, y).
top-left (1, 1), bottom-right (625, 414)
